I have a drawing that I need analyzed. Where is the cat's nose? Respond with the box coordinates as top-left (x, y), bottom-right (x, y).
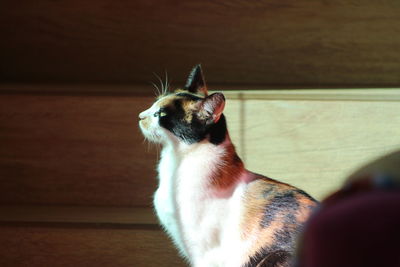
top-left (139, 111), bottom-right (146, 120)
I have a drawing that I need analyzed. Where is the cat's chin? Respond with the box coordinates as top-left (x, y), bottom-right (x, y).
top-left (139, 127), bottom-right (160, 144)
top-left (146, 137), bottom-right (162, 144)
top-left (142, 132), bottom-right (163, 144)
top-left (142, 130), bottom-right (174, 146)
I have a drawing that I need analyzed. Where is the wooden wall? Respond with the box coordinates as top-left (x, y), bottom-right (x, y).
top-left (2, 0), bottom-right (400, 265)
top-left (1, 0), bottom-right (400, 87)
top-left (1, 86), bottom-right (399, 266)
top-left (0, 224), bottom-right (186, 267)
top-left (1, 86), bottom-right (400, 207)
top-left (0, 91), bottom-right (156, 207)
top-left (223, 90), bottom-right (400, 199)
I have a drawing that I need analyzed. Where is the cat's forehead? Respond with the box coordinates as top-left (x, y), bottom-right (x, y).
top-left (155, 94), bottom-right (177, 107)
top-left (155, 91), bottom-right (203, 108)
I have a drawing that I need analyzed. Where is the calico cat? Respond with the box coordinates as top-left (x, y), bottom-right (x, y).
top-left (139, 65), bottom-right (318, 267)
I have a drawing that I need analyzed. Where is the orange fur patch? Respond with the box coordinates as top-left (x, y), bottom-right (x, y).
top-left (240, 178), bottom-right (292, 238)
top-left (295, 196), bottom-right (317, 224)
top-left (240, 177), bottom-right (317, 260)
top-left (209, 144), bottom-right (245, 193)
top-left (181, 100), bottom-right (198, 123)
top-left (157, 94), bottom-right (177, 108)
top-left (140, 117), bottom-right (151, 129)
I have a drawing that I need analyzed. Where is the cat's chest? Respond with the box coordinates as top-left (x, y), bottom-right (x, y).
top-left (176, 174), bottom-right (247, 264)
top-left (158, 143), bottom-right (221, 194)
top-left (155, 146), bottom-right (250, 265)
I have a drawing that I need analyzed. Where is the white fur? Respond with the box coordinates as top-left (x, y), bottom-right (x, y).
top-left (157, 140), bottom-right (252, 267)
top-left (139, 98), bottom-right (254, 267)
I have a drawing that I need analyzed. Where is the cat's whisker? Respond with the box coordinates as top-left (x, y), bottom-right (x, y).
top-left (152, 72), bottom-right (163, 97)
top-left (150, 81), bottom-right (161, 97)
top-left (142, 136), bottom-right (156, 154)
top-left (164, 70), bottom-right (169, 95)
top-left (154, 72), bottom-right (165, 97)
top-left (155, 143), bottom-right (161, 159)
top-left (147, 139), bottom-right (151, 153)
top-left (142, 137), bottom-right (148, 145)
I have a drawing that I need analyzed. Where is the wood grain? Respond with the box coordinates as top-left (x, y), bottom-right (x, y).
top-left (225, 97), bottom-right (400, 200)
top-left (0, 93), bottom-right (158, 206)
top-left (1, 86), bottom-right (399, 206)
top-left (0, 225), bottom-right (186, 267)
top-left (0, 206), bottom-right (158, 225)
top-left (1, 0), bottom-right (400, 87)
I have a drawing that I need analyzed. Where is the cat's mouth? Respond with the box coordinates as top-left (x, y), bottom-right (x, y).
top-left (139, 122), bottom-right (162, 143)
top-left (139, 121), bottom-right (149, 136)
top-left (138, 116), bottom-right (151, 130)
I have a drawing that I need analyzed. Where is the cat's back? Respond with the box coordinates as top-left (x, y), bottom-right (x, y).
top-left (240, 174), bottom-right (317, 266)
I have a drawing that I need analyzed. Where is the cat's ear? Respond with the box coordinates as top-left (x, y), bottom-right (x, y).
top-left (201, 93), bottom-right (225, 124)
top-left (184, 64), bottom-right (208, 96)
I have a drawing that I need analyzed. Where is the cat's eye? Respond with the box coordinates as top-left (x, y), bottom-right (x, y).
top-left (154, 109), bottom-right (167, 118)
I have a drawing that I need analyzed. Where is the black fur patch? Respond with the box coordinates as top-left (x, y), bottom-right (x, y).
top-left (293, 189), bottom-right (317, 202)
top-left (243, 190), bottom-right (317, 267)
top-left (273, 226), bottom-right (298, 248)
top-left (159, 98), bottom-right (204, 143)
top-left (243, 191), bottom-right (315, 267)
top-left (158, 96), bottom-right (227, 145)
top-left (184, 65), bottom-right (205, 94)
top-left (262, 186), bottom-right (276, 198)
top-left (260, 192), bottom-right (300, 228)
top-left (243, 249), bottom-right (292, 267)
top-left (208, 114), bottom-right (227, 145)
top-left (242, 225), bottom-right (297, 267)
top-left (175, 92), bottom-right (203, 101)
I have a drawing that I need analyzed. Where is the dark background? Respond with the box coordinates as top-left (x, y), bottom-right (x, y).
top-left (2, 0), bottom-right (400, 87)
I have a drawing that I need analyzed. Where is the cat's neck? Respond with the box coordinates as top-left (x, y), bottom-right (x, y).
top-left (164, 130), bottom-right (235, 159)
top-left (161, 132), bottom-right (249, 197)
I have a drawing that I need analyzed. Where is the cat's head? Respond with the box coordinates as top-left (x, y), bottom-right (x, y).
top-left (139, 65), bottom-right (227, 145)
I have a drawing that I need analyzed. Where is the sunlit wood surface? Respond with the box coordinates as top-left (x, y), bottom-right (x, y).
top-left (1, 85), bottom-right (399, 206)
top-left (224, 90), bottom-right (400, 200)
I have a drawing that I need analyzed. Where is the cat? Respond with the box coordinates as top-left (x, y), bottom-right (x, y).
top-left (139, 65), bottom-right (318, 267)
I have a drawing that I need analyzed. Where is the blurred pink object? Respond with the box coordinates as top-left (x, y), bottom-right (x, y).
top-left (295, 151), bottom-right (400, 267)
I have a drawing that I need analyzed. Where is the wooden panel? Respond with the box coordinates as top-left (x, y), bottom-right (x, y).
top-left (0, 206), bottom-right (185, 267)
top-left (223, 92), bottom-right (400, 200)
top-left (1, 0), bottom-right (400, 87)
top-left (1, 86), bottom-right (399, 206)
top-left (0, 225), bottom-right (185, 267)
top-left (0, 206), bottom-right (157, 225)
top-left (0, 93), bottom-right (157, 206)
